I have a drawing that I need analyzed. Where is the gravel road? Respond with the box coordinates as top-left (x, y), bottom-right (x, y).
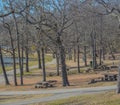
top-left (0, 85), bottom-right (116, 105)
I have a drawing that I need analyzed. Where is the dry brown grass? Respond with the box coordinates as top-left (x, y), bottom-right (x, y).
top-left (0, 71), bottom-right (117, 91)
top-left (0, 58), bottom-right (119, 91)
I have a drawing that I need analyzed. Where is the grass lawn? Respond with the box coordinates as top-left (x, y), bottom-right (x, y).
top-left (34, 91), bottom-right (120, 105)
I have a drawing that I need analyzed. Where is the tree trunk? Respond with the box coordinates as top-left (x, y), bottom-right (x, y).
top-left (37, 50), bottom-right (42, 69)
top-left (7, 0), bottom-right (23, 84)
top-left (93, 35), bottom-right (97, 69)
top-left (77, 45), bottom-right (80, 73)
top-left (25, 0), bottom-right (29, 73)
top-left (3, 14), bottom-right (17, 86)
top-left (99, 49), bottom-right (102, 65)
top-left (57, 35), bottom-right (69, 86)
top-left (0, 46), bottom-right (10, 85)
top-left (74, 48), bottom-right (76, 62)
top-left (25, 47), bottom-right (29, 72)
top-left (68, 48), bottom-right (72, 60)
top-left (100, 15), bottom-right (103, 64)
top-left (56, 50), bottom-right (60, 76)
top-left (41, 47), bottom-right (46, 82)
top-left (7, 25), bottom-right (17, 86)
top-left (117, 66), bottom-right (120, 94)
top-left (91, 33), bottom-right (97, 69)
top-left (84, 46), bottom-right (87, 66)
top-left (59, 44), bottom-right (70, 86)
top-left (108, 43), bottom-right (115, 60)
top-left (12, 49), bottom-right (17, 86)
top-left (12, 11), bottom-right (23, 85)
top-left (102, 47), bottom-right (105, 60)
top-left (21, 46), bottom-right (24, 75)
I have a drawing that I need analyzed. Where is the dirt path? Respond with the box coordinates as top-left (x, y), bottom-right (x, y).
top-left (0, 85), bottom-right (116, 105)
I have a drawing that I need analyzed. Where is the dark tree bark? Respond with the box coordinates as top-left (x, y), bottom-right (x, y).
top-left (77, 45), bottom-right (80, 73)
top-left (99, 15), bottom-right (103, 65)
top-left (57, 36), bottom-right (70, 86)
top-left (93, 35), bottom-right (97, 69)
top-left (91, 33), bottom-right (97, 69)
top-left (21, 34), bottom-right (24, 74)
top-left (68, 48), bottom-right (72, 60)
top-left (41, 47), bottom-right (46, 82)
top-left (60, 45), bottom-right (70, 86)
top-left (102, 47), bottom-right (106, 60)
top-left (12, 48), bottom-right (17, 86)
top-left (25, 47), bottom-right (29, 72)
top-left (21, 46), bottom-right (24, 75)
top-left (74, 47), bottom-right (76, 62)
top-left (0, 46), bottom-right (10, 85)
top-left (99, 49), bottom-right (102, 65)
top-left (56, 49), bottom-right (60, 76)
top-left (84, 46), bottom-right (87, 66)
top-left (25, 0), bottom-right (29, 73)
top-left (117, 66), bottom-right (120, 94)
top-left (37, 50), bottom-right (42, 69)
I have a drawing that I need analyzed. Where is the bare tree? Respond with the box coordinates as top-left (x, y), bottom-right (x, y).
top-left (2, 18), bottom-right (18, 86)
top-left (0, 45), bottom-right (10, 85)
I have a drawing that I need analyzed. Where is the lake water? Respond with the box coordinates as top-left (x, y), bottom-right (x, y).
top-left (0, 57), bottom-right (37, 66)
top-left (0, 57), bottom-right (25, 66)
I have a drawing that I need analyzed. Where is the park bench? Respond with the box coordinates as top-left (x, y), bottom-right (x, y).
top-left (110, 65), bottom-right (118, 69)
top-left (97, 65), bottom-right (110, 70)
top-left (88, 73), bottom-right (118, 84)
top-left (88, 77), bottom-right (104, 84)
top-left (102, 73), bottom-right (118, 81)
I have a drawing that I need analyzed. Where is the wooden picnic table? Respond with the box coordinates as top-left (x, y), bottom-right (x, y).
top-left (102, 73), bottom-right (118, 81)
